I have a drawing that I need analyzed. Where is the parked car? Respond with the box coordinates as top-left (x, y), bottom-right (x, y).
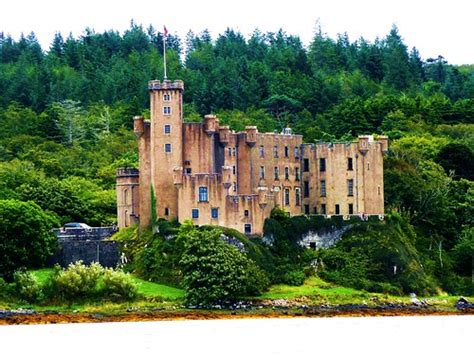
top-left (62, 222), bottom-right (93, 232)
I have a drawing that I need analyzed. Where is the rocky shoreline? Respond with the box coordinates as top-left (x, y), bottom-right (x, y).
top-left (1, 297), bottom-right (473, 325)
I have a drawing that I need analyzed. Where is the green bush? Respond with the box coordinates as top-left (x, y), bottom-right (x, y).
top-left (13, 270), bottom-right (43, 302)
top-left (281, 270), bottom-right (306, 286)
top-left (102, 268), bottom-right (138, 301)
top-left (51, 261), bottom-right (103, 300)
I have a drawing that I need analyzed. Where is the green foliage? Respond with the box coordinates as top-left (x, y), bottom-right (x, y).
top-left (179, 228), bottom-right (269, 304)
top-left (13, 270), bottom-right (43, 302)
top-left (0, 199), bottom-right (57, 280)
top-left (102, 268), bottom-right (138, 301)
top-left (51, 262), bottom-right (103, 300)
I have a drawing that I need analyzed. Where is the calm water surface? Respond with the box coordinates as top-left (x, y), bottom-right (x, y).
top-left (1, 315), bottom-right (472, 355)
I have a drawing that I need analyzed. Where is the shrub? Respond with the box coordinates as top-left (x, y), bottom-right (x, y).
top-left (13, 270), bottom-right (42, 303)
top-left (51, 261), bottom-right (104, 300)
top-left (281, 270), bottom-right (306, 286)
top-left (102, 268), bottom-right (138, 301)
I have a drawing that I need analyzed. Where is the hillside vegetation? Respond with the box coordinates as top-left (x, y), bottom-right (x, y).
top-left (0, 23), bottom-right (472, 296)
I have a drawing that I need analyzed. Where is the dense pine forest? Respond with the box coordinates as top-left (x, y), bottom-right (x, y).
top-left (0, 22), bottom-right (472, 296)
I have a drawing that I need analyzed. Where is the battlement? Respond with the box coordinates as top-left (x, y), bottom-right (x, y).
top-left (116, 167), bottom-right (139, 178)
top-left (148, 79), bottom-right (184, 91)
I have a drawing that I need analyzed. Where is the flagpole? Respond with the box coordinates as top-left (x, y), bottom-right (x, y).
top-left (163, 28), bottom-right (167, 80)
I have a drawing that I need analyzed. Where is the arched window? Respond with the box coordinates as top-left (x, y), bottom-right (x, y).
top-left (123, 188), bottom-right (129, 205)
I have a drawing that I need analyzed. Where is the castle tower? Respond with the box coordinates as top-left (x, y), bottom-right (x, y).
top-left (149, 79), bottom-right (184, 221)
top-left (116, 167), bottom-right (140, 228)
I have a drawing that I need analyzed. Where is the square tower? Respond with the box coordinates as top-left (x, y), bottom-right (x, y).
top-left (149, 80), bottom-right (184, 221)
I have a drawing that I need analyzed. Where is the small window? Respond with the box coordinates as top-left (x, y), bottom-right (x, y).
top-left (165, 143), bottom-right (172, 153)
top-left (284, 189), bottom-right (290, 206)
top-left (164, 207), bottom-right (169, 216)
top-left (285, 167), bottom-right (289, 180)
top-left (347, 157), bottom-right (353, 171)
top-left (347, 179), bottom-right (354, 196)
top-left (259, 166), bottom-right (265, 179)
top-left (244, 224), bottom-right (252, 234)
top-left (313, 206), bottom-right (317, 214)
top-left (320, 180), bottom-right (326, 197)
top-left (232, 148), bottom-right (236, 156)
top-left (211, 208), bottom-right (218, 219)
top-left (295, 167), bottom-right (300, 181)
top-left (319, 158), bottom-right (326, 172)
top-left (274, 166), bottom-right (279, 180)
top-left (164, 124), bottom-right (171, 134)
top-left (304, 204), bottom-right (310, 214)
top-left (163, 93), bottom-right (171, 101)
top-left (335, 204), bottom-right (340, 215)
top-left (304, 181), bottom-right (310, 198)
top-left (378, 186), bottom-right (381, 195)
top-left (192, 208), bottom-right (199, 219)
top-left (259, 145), bottom-right (265, 158)
top-left (303, 158), bottom-right (309, 172)
top-left (367, 163), bottom-right (370, 171)
top-left (284, 146), bottom-right (289, 158)
top-left (233, 182), bottom-right (237, 192)
top-left (244, 209), bottom-right (249, 217)
top-left (163, 106), bottom-right (171, 115)
top-left (348, 203), bottom-right (354, 215)
top-left (199, 187), bottom-right (208, 202)
top-left (295, 188), bottom-right (301, 206)
top-left (273, 146), bottom-right (278, 158)
top-left (232, 165), bottom-right (236, 175)
top-left (228, 148), bottom-right (232, 157)
top-left (321, 204), bottom-right (326, 215)
top-left (185, 168), bottom-right (192, 174)
top-left (294, 147), bottom-right (300, 159)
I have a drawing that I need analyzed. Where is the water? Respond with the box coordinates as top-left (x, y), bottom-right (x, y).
top-left (1, 315), bottom-right (472, 355)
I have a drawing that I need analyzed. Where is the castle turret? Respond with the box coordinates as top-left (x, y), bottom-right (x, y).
top-left (116, 167), bottom-right (140, 228)
top-left (149, 79), bottom-right (184, 221)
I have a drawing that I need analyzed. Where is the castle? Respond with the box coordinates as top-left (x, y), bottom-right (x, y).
top-left (116, 79), bottom-right (388, 235)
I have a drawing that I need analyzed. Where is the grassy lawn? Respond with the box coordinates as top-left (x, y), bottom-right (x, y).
top-left (29, 268), bottom-right (184, 301)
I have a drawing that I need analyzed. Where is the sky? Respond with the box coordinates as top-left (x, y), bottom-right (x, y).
top-left (0, 0), bottom-right (472, 65)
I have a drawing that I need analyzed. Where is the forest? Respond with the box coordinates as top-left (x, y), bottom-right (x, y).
top-left (0, 22), bottom-right (472, 297)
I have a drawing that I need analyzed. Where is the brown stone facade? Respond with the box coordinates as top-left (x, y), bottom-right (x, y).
top-left (117, 79), bottom-right (388, 235)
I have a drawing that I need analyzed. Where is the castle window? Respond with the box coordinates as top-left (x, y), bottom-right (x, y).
top-left (259, 145), bottom-right (264, 158)
top-left (284, 189), bottom-right (290, 206)
top-left (295, 188), bottom-right (301, 206)
top-left (232, 148), bottom-right (236, 156)
top-left (233, 165), bottom-right (236, 175)
top-left (284, 146), bottom-right (289, 158)
top-left (259, 166), bottom-right (265, 179)
top-left (303, 158), bottom-right (309, 172)
top-left (123, 189), bottom-right (129, 205)
top-left (321, 204), bottom-right (326, 214)
top-left (303, 181), bottom-right (310, 198)
top-left (294, 147), bottom-right (300, 159)
top-left (347, 157), bottom-right (353, 171)
top-left (211, 208), bottom-right (219, 219)
top-left (313, 206), bottom-right (317, 214)
top-left (233, 182), bottom-right (237, 192)
top-left (228, 148), bottom-right (232, 157)
top-left (367, 163), bottom-right (370, 171)
top-left (378, 186), bottom-right (381, 195)
top-left (192, 209), bottom-right (199, 219)
top-left (164, 207), bottom-right (170, 216)
top-left (304, 204), bottom-right (310, 214)
top-left (348, 203), bottom-right (354, 214)
top-left (185, 168), bottom-right (192, 174)
top-left (244, 209), bottom-right (249, 217)
top-left (163, 93), bottom-right (171, 101)
top-left (295, 167), bottom-right (300, 181)
top-left (347, 179), bottom-right (354, 196)
top-left (163, 106), bottom-right (171, 115)
top-left (199, 187), bottom-right (208, 202)
top-left (335, 204), bottom-right (340, 215)
top-left (285, 167), bottom-right (289, 180)
top-left (274, 167), bottom-right (279, 180)
top-left (319, 158), bottom-right (326, 172)
top-left (244, 224), bottom-right (252, 234)
top-left (320, 180), bottom-right (326, 197)
top-left (273, 146), bottom-right (278, 158)
top-left (164, 143), bottom-right (172, 153)
top-left (164, 124), bottom-right (171, 134)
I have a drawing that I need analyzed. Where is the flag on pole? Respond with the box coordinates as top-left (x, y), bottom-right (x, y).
top-left (163, 26), bottom-right (168, 37)
top-left (163, 26), bottom-right (168, 80)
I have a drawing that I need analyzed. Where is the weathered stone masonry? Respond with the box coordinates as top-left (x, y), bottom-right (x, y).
top-left (116, 79), bottom-right (388, 235)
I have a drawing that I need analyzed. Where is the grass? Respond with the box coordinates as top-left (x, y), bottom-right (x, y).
top-left (29, 268), bottom-right (184, 300)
